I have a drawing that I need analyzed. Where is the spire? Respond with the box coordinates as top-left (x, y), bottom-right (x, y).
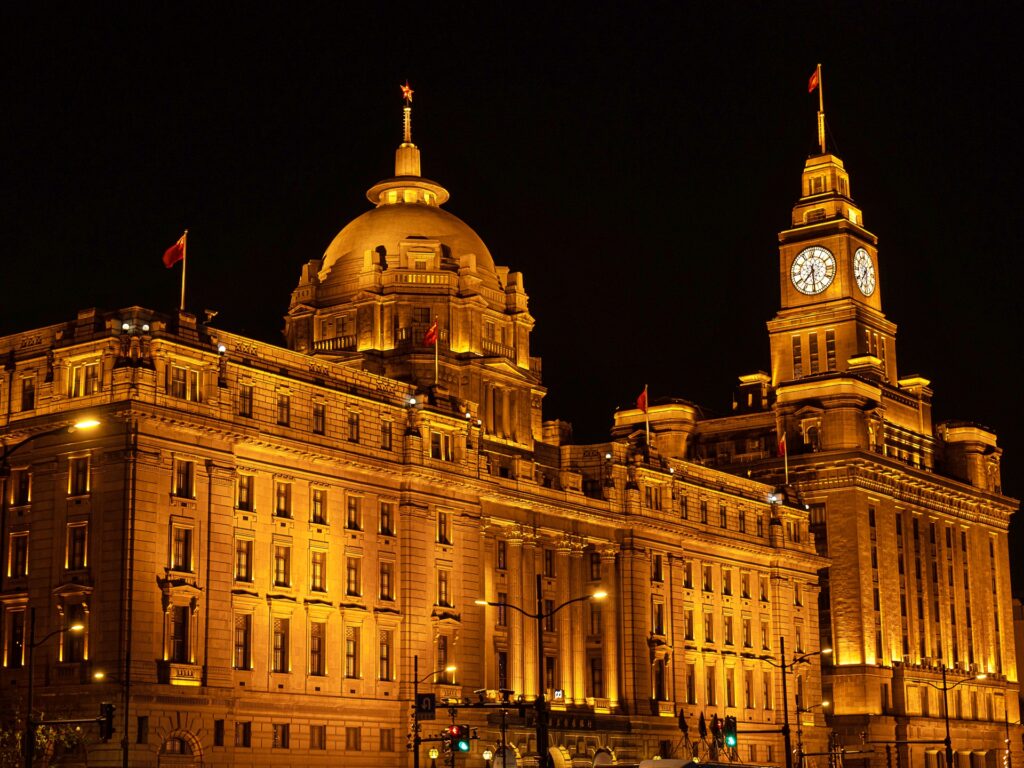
top-left (395, 80), bottom-right (421, 177)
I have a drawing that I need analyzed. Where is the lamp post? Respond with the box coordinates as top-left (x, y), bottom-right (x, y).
top-left (412, 655), bottom-right (457, 768)
top-left (920, 665), bottom-right (987, 768)
top-left (23, 607), bottom-right (85, 768)
top-left (476, 574), bottom-right (607, 768)
top-left (760, 636), bottom-right (832, 768)
top-left (795, 700), bottom-right (830, 768)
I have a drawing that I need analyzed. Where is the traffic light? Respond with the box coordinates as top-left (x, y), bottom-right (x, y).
top-left (98, 702), bottom-right (116, 742)
top-left (723, 715), bottom-right (738, 748)
top-left (454, 724), bottom-right (471, 753)
top-left (440, 726), bottom-right (453, 753)
top-left (710, 714), bottom-right (722, 746)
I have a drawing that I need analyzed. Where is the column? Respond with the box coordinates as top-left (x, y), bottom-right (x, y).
top-left (570, 542), bottom-right (587, 704)
top-left (482, 523), bottom-right (497, 689)
top-left (507, 531), bottom-right (525, 696)
top-left (522, 532), bottom-right (539, 698)
top-left (600, 546), bottom-right (620, 708)
top-left (556, 539), bottom-right (573, 700)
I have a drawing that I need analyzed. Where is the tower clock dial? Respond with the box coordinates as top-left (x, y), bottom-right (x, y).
top-left (853, 247), bottom-right (876, 296)
top-left (790, 245), bottom-right (836, 295)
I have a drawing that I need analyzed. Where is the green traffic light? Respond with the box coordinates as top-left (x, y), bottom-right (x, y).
top-left (725, 735), bottom-right (737, 747)
top-left (457, 738), bottom-right (471, 752)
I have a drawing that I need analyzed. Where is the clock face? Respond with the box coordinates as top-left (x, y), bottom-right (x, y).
top-left (853, 248), bottom-right (876, 296)
top-left (790, 246), bottom-right (836, 295)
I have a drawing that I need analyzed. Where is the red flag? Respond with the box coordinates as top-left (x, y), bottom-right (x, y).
top-left (808, 68), bottom-right (819, 94)
top-left (162, 233), bottom-right (186, 268)
top-left (778, 431), bottom-right (787, 456)
top-left (423, 320), bottom-right (439, 346)
top-left (636, 385), bottom-right (648, 413)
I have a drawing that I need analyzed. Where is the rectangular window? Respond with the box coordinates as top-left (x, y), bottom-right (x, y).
top-left (20, 376), bottom-right (36, 411)
top-left (311, 489), bottom-right (327, 524)
top-left (436, 510), bottom-right (451, 544)
top-left (277, 393), bottom-right (290, 426)
top-left (437, 635), bottom-right (451, 682)
top-left (543, 600), bottom-right (555, 631)
top-left (683, 561), bottom-right (693, 588)
top-left (685, 663), bottom-right (697, 704)
top-left (763, 671), bottom-right (773, 709)
top-left (430, 431), bottom-right (453, 461)
top-left (63, 603), bottom-right (86, 662)
top-left (173, 460), bottom-right (194, 499)
top-left (310, 551), bottom-right (326, 592)
top-left (683, 609), bottom-right (694, 640)
top-left (346, 557), bottom-right (361, 596)
top-left (310, 725), bottom-right (327, 750)
top-left (379, 561), bottom-right (394, 601)
top-left (726, 668), bottom-right (736, 707)
top-left (739, 510), bottom-right (746, 533)
top-left (589, 603), bottom-right (601, 636)
top-left (702, 564), bottom-right (713, 592)
top-left (346, 496), bottom-right (362, 530)
top-left (379, 501), bottom-right (395, 535)
top-left (589, 551), bottom-right (602, 580)
top-left (69, 456), bottom-right (90, 496)
top-left (272, 618), bottom-right (289, 673)
top-left (723, 569), bottom-right (733, 595)
top-left (274, 545), bottom-right (291, 587)
top-left (234, 539), bottom-right (252, 582)
top-left (312, 403), bottom-right (326, 435)
top-left (379, 629), bottom-right (393, 680)
top-left (706, 665), bottom-right (717, 705)
top-left (275, 482), bottom-right (291, 517)
top-left (9, 533), bottom-right (29, 578)
top-left (237, 475), bottom-right (253, 511)
top-left (272, 724), bottom-right (289, 749)
top-left (704, 611), bottom-right (714, 643)
top-left (171, 527), bottom-right (192, 571)
top-left (67, 523), bottom-right (88, 570)
top-left (544, 548), bottom-right (555, 577)
top-left (792, 336), bottom-right (803, 378)
top-left (170, 605), bottom-right (189, 663)
top-left (381, 421), bottom-right (393, 450)
top-left (10, 469), bottom-right (31, 506)
top-left (652, 600), bottom-right (665, 635)
top-left (498, 651), bottom-right (509, 690)
top-left (348, 412), bottom-right (360, 442)
top-left (137, 716), bottom-right (149, 745)
top-left (808, 332), bottom-right (820, 374)
top-left (700, 500), bottom-right (708, 524)
top-left (234, 722), bottom-right (251, 748)
top-left (309, 622), bottom-right (325, 676)
top-left (380, 728), bottom-right (395, 752)
top-left (234, 614), bottom-right (251, 669)
top-left (652, 554), bottom-right (663, 582)
top-left (497, 540), bottom-right (508, 570)
top-left (7, 610), bottom-right (26, 668)
top-left (719, 503), bottom-right (728, 528)
top-left (741, 573), bottom-right (751, 598)
top-left (345, 727), bottom-right (361, 751)
top-left (724, 615), bottom-right (734, 645)
top-left (743, 618), bottom-right (752, 647)
top-left (825, 330), bottom-right (837, 371)
top-left (590, 656), bottom-right (603, 698)
top-left (498, 593), bottom-right (509, 627)
top-left (345, 626), bottom-right (360, 678)
top-left (744, 669), bottom-right (755, 708)
top-left (239, 384), bottom-right (254, 417)
top-left (760, 576), bottom-right (769, 602)
top-left (70, 361), bottom-right (100, 397)
top-left (437, 570), bottom-right (451, 607)
top-left (169, 365), bottom-right (200, 401)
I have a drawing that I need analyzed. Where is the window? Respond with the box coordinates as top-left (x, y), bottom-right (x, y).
top-left (723, 569), bottom-right (733, 596)
top-left (544, 548), bottom-right (555, 577)
top-left (761, 620), bottom-right (770, 650)
top-left (380, 728), bottom-right (395, 752)
top-left (702, 564), bottom-right (713, 592)
top-left (170, 605), bottom-right (189, 663)
top-left (498, 651), bottom-right (509, 690)
top-left (379, 562), bottom-right (394, 601)
top-left (741, 573), bottom-right (751, 598)
top-left (704, 611), bottom-right (714, 643)
top-left (706, 665), bottom-right (717, 705)
top-left (652, 554), bottom-right (663, 582)
top-left (652, 600), bottom-right (665, 635)
top-left (236, 475), bottom-right (253, 511)
top-left (171, 526), bottom-right (192, 572)
top-left (169, 365), bottom-right (200, 401)
top-left (381, 421), bottom-right (393, 450)
top-left (312, 403), bottom-right (326, 435)
top-left (20, 376), bottom-right (35, 411)
top-left (437, 570), bottom-right (451, 607)
top-left (724, 615), bottom-right (734, 645)
top-left (346, 496), bottom-right (362, 530)
top-left (760, 575), bottom-right (769, 602)
top-left (726, 667), bottom-right (736, 707)
top-left (379, 501), bottom-right (395, 535)
top-left (239, 384), bottom-right (254, 417)
top-left (309, 622), bottom-right (325, 676)
top-left (808, 332), bottom-right (820, 374)
top-left (744, 669), bottom-right (755, 708)
top-left (430, 431), bottom-right (453, 461)
top-left (234, 614), bottom-right (251, 669)
top-left (498, 593), bottom-right (509, 627)
top-left (234, 539), bottom-right (252, 582)
top-left (70, 361), bottom-right (100, 397)
top-left (275, 482), bottom-right (291, 518)
top-left (436, 510), bottom-right (451, 544)
top-left (10, 469), bottom-right (30, 506)
top-left (67, 523), bottom-right (88, 570)
top-left (825, 329), bottom-right (837, 371)
top-left (346, 557), bottom-right (361, 596)
top-left (137, 716), bottom-right (149, 745)
top-left (794, 582), bottom-right (803, 606)
top-left (683, 609), bottom-right (694, 640)
top-left (173, 460), bottom-right (194, 499)
top-left (743, 618), bottom-right (752, 647)
top-left (277, 393), bottom-right (290, 426)
top-left (345, 626), bottom-right (360, 678)
top-left (163, 737), bottom-right (188, 755)
top-left (497, 540), bottom-right (508, 570)
top-left (345, 727), bottom-right (361, 751)
top-left (543, 600), bottom-right (555, 631)
top-left (379, 629), bottom-right (393, 680)
top-left (274, 545), bottom-right (291, 587)
top-left (310, 725), bottom-right (327, 750)
top-left (7, 610), bottom-right (26, 668)
top-left (69, 456), bottom-right (89, 496)
top-left (272, 618), bottom-right (289, 672)
top-left (683, 561), bottom-right (693, 588)
top-left (700, 500), bottom-right (708, 524)
top-left (739, 510), bottom-right (747, 533)
top-left (310, 551), bottom-right (326, 592)
top-left (64, 604), bottom-right (86, 662)
top-left (272, 724), bottom-right (290, 749)
top-left (348, 412), bottom-right (360, 442)
top-left (685, 663), bottom-right (697, 704)
top-left (792, 336), bottom-right (803, 378)
top-left (590, 656), bottom-right (603, 698)
top-left (589, 603), bottom-right (601, 635)
top-left (234, 721), bottom-right (251, 748)
top-left (437, 635), bottom-right (452, 682)
top-left (311, 489), bottom-right (327, 524)
top-left (762, 671), bottom-right (773, 709)
top-left (9, 533), bottom-right (29, 578)
top-left (719, 503), bottom-right (727, 528)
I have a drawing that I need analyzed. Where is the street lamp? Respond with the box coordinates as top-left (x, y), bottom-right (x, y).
top-left (476, 575), bottom-right (607, 768)
top-left (24, 608), bottom-right (85, 768)
top-left (412, 655), bottom-right (457, 768)
top-left (482, 748), bottom-right (494, 767)
top-left (920, 665), bottom-right (987, 768)
top-left (760, 636), bottom-right (832, 768)
top-left (795, 700), bottom-right (830, 768)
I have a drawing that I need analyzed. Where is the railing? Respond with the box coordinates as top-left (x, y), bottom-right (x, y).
top-left (313, 335), bottom-right (357, 352)
top-left (158, 660), bottom-right (202, 686)
top-left (397, 325), bottom-right (449, 346)
top-left (481, 338), bottom-right (514, 359)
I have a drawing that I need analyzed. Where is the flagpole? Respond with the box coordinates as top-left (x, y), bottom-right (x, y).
top-left (816, 63), bottom-right (826, 154)
top-left (433, 318), bottom-right (439, 386)
top-left (644, 384), bottom-right (650, 449)
top-left (179, 229), bottom-right (189, 312)
top-left (784, 435), bottom-right (789, 485)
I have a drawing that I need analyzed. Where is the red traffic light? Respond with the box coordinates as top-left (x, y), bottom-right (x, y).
top-left (449, 725), bottom-right (463, 737)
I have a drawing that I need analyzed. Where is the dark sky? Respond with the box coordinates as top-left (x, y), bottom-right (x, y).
top-left (3, 3), bottom-right (1021, 593)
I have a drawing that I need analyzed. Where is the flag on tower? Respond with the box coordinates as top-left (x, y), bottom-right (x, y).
top-left (162, 232), bottom-right (186, 268)
top-left (636, 385), bottom-right (649, 414)
top-left (778, 431), bottom-right (787, 456)
top-left (423, 319), bottom-right (439, 346)
top-left (808, 67), bottom-right (820, 93)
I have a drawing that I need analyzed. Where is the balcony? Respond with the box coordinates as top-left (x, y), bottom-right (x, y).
top-left (158, 660), bottom-right (202, 686)
top-left (481, 338), bottom-right (514, 360)
top-left (651, 699), bottom-right (676, 717)
top-left (313, 334), bottom-right (356, 353)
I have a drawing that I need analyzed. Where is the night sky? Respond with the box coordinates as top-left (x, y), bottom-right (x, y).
top-left (3, 4), bottom-right (1021, 593)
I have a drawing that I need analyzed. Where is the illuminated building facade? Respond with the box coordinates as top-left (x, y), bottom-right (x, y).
top-left (0, 94), bottom-right (1015, 768)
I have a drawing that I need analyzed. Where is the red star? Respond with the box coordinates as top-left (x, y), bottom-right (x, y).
top-left (400, 81), bottom-right (414, 103)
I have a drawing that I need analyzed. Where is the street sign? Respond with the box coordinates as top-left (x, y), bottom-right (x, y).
top-left (415, 693), bottom-right (437, 720)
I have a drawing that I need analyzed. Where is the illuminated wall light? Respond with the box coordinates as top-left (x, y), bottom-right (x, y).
top-left (121, 322), bottom-right (131, 331)
top-left (217, 344), bottom-right (227, 354)
top-left (142, 324), bottom-right (150, 332)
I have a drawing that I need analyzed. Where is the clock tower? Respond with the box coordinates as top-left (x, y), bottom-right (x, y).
top-left (768, 152), bottom-right (898, 386)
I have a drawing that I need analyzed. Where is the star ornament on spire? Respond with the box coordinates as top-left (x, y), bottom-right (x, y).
top-left (401, 81), bottom-right (414, 104)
